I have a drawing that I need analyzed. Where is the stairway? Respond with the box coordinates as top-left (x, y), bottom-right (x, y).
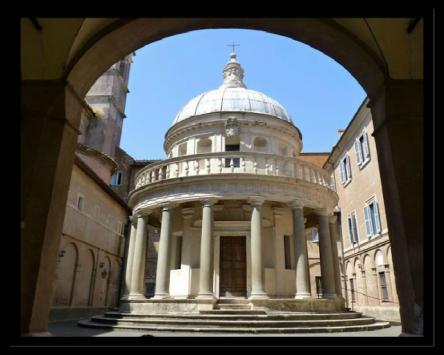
top-left (78, 301), bottom-right (391, 334)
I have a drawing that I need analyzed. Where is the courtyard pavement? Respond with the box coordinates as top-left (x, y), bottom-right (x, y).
top-left (47, 319), bottom-right (402, 337)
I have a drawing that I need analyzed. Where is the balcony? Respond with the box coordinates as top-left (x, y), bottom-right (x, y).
top-left (134, 152), bottom-right (333, 191)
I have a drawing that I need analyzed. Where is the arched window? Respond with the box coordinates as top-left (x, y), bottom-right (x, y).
top-left (111, 171), bottom-right (123, 186)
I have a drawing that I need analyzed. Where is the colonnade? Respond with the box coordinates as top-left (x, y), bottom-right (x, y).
top-left (122, 200), bottom-right (341, 300)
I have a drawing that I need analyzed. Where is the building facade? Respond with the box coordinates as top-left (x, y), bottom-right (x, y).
top-left (50, 55), bottom-right (135, 320)
top-left (324, 98), bottom-right (400, 322)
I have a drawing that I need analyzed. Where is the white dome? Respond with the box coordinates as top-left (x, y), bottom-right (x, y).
top-left (171, 52), bottom-right (293, 126)
top-left (173, 87), bottom-right (293, 124)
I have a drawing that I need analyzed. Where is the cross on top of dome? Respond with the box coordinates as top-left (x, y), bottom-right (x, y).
top-left (220, 48), bottom-right (246, 89)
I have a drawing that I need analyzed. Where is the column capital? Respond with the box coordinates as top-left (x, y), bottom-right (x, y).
top-left (289, 200), bottom-right (304, 209)
top-left (329, 215), bottom-right (338, 224)
top-left (159, 203), bottom-right (177, 212)
top-left (202, 198), bottom-right (218, 207)
top-left (315, 208), bottom-right (329, 217)
top-left (249, 196), bottom-right (265, 207)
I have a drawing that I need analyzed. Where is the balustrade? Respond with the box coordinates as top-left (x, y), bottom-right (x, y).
top-left (134, 152), bottom-right (332, 191)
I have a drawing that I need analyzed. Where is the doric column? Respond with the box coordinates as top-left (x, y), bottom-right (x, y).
top-left (328, 215), bottom-right (343, 297)
top-left (154, 204), bottom-right (174, 299)
top-left (249, 197), bottom-right (268, 299)
top-left (291, 202), bottom-right (311, 299)
top-left (128, 214), bottom-right (149, 298)
top-left (122, 216), bottom-right (137, 298)
top-left (317, 209), bottom-right (337, 298)
top-left (197, 198), bottom-right (217, 298)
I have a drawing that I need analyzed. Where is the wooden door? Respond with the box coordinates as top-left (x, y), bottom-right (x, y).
top-left (220, 236), bottom-right (246, 297)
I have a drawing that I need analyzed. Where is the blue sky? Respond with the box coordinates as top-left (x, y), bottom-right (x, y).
top-left (120, 29), bottom-right (366, 160)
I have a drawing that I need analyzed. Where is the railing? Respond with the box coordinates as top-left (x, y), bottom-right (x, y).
top-left (134, 152), bottom-right (333, 190)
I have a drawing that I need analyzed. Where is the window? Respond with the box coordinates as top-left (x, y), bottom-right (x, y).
top-left (364, 199), bottom-right (381, 237)
top-left (378, 272), bottom-right (389, 301)
top-left (77, 195), bottom-right (84, 211)
top-left (355, 131), bottom-right (370, 167)
top-left (311, 228), bottom-right (319, 242)
top-left (315, 276), bottom-right (323, 297)
top-left (284, 235), bottom-right (292, 269)
top-left (111, 171), bottom-right (123, 186)
top-left (225, 144), bottom-right (240, 168)
top-left (175, 236), bottom-right (182, 270)
top-left (350, 278), bottom-right (356, 302)
top-left (347, 212), bottom-right (359, 244)
top-left (339, 154), bottom-right (352, 185)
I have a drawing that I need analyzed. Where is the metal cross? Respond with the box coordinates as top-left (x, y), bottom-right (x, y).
top-left (227, 41), bottom-right (240, 53)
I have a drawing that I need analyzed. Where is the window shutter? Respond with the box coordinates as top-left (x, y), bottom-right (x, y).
top-left (346, 155), bottom-right (352, 180)
top-left (351, 214), bottom-right (358, 243)
top-left (340, 159), bottom-right (346, 183)
top-left (348, 217), bottom-right (354, 244)
top-left (363, 132), bottom-right (370, 158)
top-left (355, 139), bottom-right (362, 164)
top-left (364, 205), bottom-right (372, 236)
top-left (374, 202), bottom-right (381, 233)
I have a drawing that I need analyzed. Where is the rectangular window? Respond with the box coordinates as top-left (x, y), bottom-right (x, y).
top-left (348, 212), bottom-right (358, 244)
top-left (379, 272), bottom-right (389, 301)
top-left (284, 235), bottom-right (292, 269)
top-left (355, 131), bottom-right (370, 167)
top-left (315, 276), bottom-right (323, 297)
top-left (340, 155), bottom-right (352, 185)
top-left (350, 278), bottom-right (356, 302)
top-left (111, 171), bottom-right (123, 186)
top-left (364, 199), bottom-right (381, 236)
top-left (77, 195), bottom-right (84, 211)
top-left (225, 144), bottom-right (240, 168)
top-left (175, 236), bottom-right (182, 270)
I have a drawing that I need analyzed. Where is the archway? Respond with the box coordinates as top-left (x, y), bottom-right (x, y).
top-left (21, 18), bottom-right (424, 335)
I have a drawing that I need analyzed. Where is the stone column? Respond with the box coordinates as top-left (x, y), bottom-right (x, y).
top-left (122, 216), bottom-right (137, 298)
top-left (249, 198), bottom-right (268, 299)
top-left (128, 214), bottom-right (148, 298)
top-left (329, 215), bottom-right (343, 297)
top-left (21, 81), bottom-right (83, 335)
top-left (369, 80), bottom-right (423, 335)
top-left (154, 205), bottom-right (174, 299)
top-left (317, 209), bottom-right (336, 298)
top-left (291, 202), bottom-right (310, 299)
top-left (198, 199), bottom-right (217, 298)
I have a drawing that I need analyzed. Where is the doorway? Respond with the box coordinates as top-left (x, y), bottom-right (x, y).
top-left (219, 236), bottom-right (246, 297)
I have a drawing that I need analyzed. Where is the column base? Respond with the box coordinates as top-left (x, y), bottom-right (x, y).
top-left (196, 293), bottom-right (216, 300)
top-left (152, 293), bottom-right (170, 300)
top-left (295, 292), bottom-right (311, 299)
top-left (249, 292), bottom-right (269, 300)
top-left (127, 293), bottom-right (146, 300)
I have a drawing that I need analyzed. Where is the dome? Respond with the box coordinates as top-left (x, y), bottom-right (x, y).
top-left (172, 52), bottom-right (293, 125)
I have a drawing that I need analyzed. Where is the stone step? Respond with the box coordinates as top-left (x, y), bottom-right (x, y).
top-left (199, 309), bottom-right (266, 315)
top-left (78, 320), bottom-right (391, 333)
top-left (104, 311), bottom-right (363, 321)
top-left (217, 298), bottom-right (250, 304)
top-left (216, 304), bottom-right (252, 310)
top-left (90, 315), bottom-right (377, 328)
